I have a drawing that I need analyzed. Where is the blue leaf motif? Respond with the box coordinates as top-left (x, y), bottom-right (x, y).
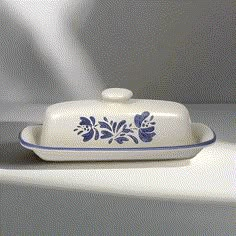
top-left (77, 130), bottom-right (83, 135)
top-left (123, 128), bottom-right (131, 133)
top-left (94, 128), bottom-right (99, 140)
top-left (116, 120), bottom-right (126, 132)
top-left (128, 135), bottom-right (139, 144)
top-left (115, 137), bottom-right (129, 144)
top-left (112, 122), bottom-right (117, 133)
top-left (101, 130), bottom-right (113, 139)
top-left (99, 121), bottom-right (112, 131)
top-left (82, 129), bottom-right (94, 142)
top-left (90, 116), bottom-right (95, 125)
top-left (140, 126), bottom-right (155, 133)
top-left (80, 117), bottom-right (92, 126)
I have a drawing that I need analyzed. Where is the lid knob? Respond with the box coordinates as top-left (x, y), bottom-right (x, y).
top-left (102, 88), bottom-right (133, 102)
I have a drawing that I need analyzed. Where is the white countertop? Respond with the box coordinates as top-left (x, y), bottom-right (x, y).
top-left (1, 103), bottom-right (235, 203)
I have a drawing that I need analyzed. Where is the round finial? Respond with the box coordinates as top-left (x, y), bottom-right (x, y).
top-left (102, 88), bottom-right (133, 102)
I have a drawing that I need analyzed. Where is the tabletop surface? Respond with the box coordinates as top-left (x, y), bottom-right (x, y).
top-left (0, 103), bottom-right (235, 203)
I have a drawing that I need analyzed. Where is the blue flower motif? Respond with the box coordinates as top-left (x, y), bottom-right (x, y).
top-left (73, 116), bottom-right (99, 142)
top-left (99, 118), bottom-right (138, 144)
top-left (134, 111), bottom-right (156, 142)
top-left (74, 112), bottom-right (156, 144)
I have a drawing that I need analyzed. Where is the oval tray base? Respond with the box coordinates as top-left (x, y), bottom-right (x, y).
top-left (19, 123), bottom-right (216, 161)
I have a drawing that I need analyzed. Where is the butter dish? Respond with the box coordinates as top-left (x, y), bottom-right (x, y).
top-left (19, 88), bottom-right (216, 161)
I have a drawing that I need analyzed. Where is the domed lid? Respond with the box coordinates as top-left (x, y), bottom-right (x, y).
top-left (47, 88), bottom-right (189, 118)
top-left (40, 88), bottom-right (194, 148)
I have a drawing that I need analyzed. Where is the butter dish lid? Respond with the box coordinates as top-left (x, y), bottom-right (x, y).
top-left (46, 88), bottom-right (189, 118)
top-left (39, 88), bottom-right (195, 148)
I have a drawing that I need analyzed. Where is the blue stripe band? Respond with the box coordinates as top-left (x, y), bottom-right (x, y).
top-left (19, 128), bottom-right (216, 152)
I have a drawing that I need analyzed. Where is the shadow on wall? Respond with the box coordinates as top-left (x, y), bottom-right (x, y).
top-left (67, 0), bottom-right (235, 103)
top-left (0, 0), bottom-right (71, 103)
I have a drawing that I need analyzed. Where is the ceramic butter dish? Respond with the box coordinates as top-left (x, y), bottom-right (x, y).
top-left (19, 88), bottom-right (216, 161)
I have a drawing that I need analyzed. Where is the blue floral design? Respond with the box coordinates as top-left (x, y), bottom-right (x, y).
top-left (134, 111), bottom-right (156, 142)
top-left (99, 117), bottom-right (138, 144)
top-left (73, 116), bottom-right (99, 142)
top-left (74, 112), bottom-right (156, 144)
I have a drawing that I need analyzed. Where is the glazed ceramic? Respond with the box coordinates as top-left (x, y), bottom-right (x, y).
top-left (19, 88), bottom-right (216, 161)
top-left (19, 123), bottom-right (216, 161)
top-left (40, 88), bottom-right (195, 148)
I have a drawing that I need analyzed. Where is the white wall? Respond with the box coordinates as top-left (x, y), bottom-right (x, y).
top-left (0, 0), bottom-right (235, 103)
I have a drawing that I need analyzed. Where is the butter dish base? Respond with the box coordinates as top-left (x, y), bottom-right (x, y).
top-left (19, 123), bottom-right (216, 162)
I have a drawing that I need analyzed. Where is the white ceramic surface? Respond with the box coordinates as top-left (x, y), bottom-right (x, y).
top-left (101, 88), bottom-right (133, 102)
top-left (39, 88), bottom-right (197, 149)
top-left (19, 123), bottom-right (216, 161)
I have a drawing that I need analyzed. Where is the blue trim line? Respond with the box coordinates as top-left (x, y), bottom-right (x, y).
top-left (19, 127), bottom-right (216, 152)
